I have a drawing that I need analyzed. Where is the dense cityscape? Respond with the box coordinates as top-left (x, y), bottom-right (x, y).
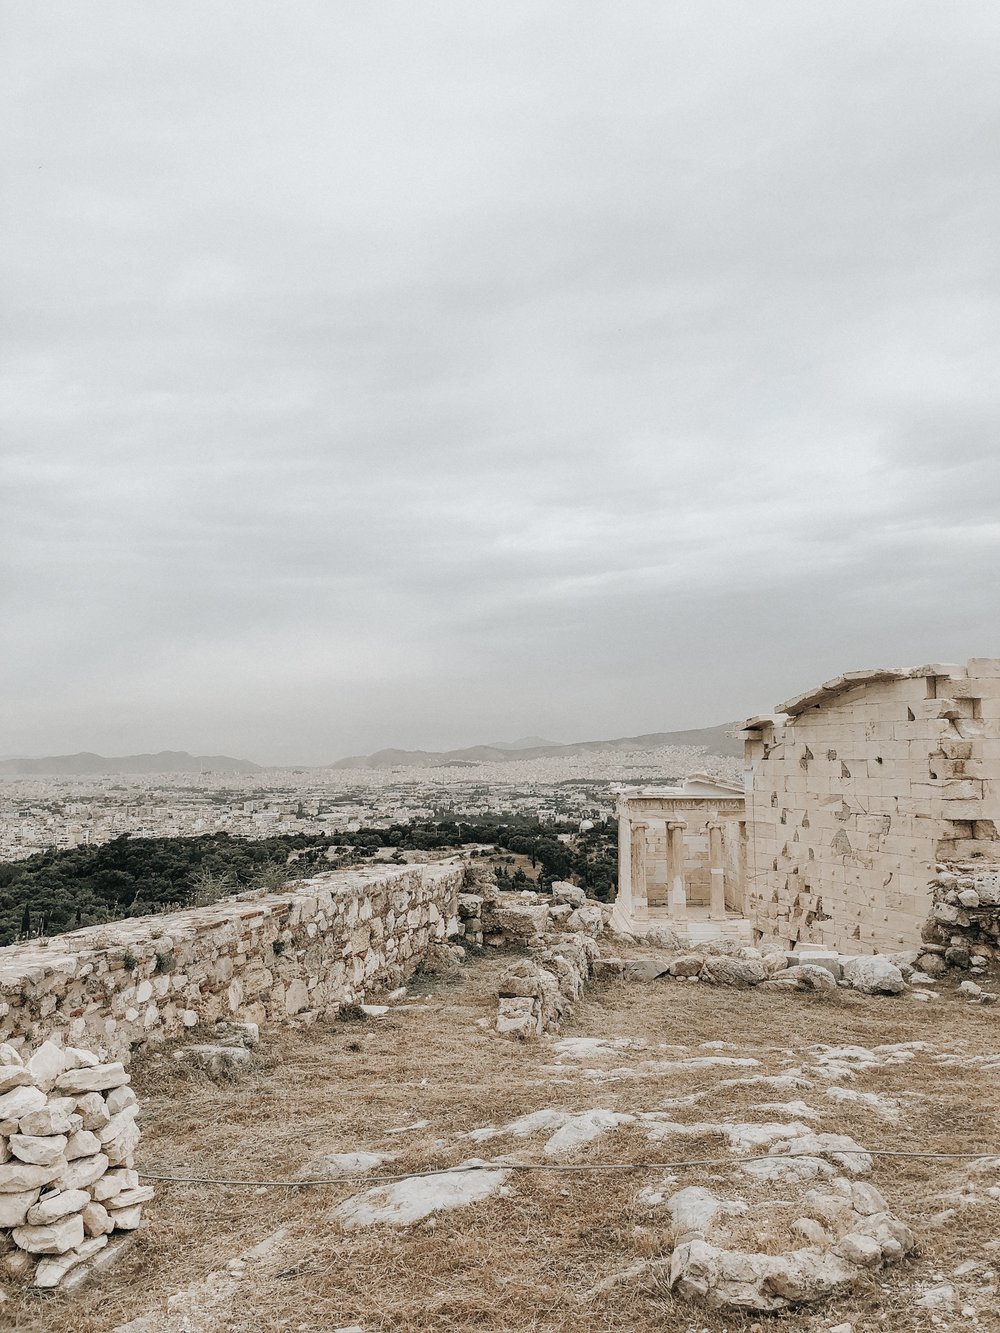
top-left (0, 741), bottom-right (741, 863)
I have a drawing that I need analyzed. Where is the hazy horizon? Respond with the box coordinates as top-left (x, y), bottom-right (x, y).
top-left (1, 720), bottom-right (738, 767)
top-left (4, 2), bottom-right (1000, 765)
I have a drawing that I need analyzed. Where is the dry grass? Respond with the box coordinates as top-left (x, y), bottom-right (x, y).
top-left (4, 958), bottom-right (1000, 1332)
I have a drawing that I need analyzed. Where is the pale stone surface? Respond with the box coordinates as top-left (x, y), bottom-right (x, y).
top-left (0, 1085), bottom-right (46, 1123)
top-left (9, 1133), bottom-right (68, 1166)
top-left (26, 1041), bottom-right (68, 1089)
top-left (0, 1066), bottom-right (32, 1095)
top-left (332, 1160), bottom-right (510, 1229)
top-left (65, 1129), bottom-right (103, 1159)
top-left (82, 1200), bottom-right (114, 1236)
top-left (105, 1203), bottom-right (143, 1230)
top-left (700, 956), bottom-right (766, 988)
top-left (26, 1188), bottom-right (91, 1224)
top-left (0, 1159), bottom-right (64, 1193)
top-left (842, 956), bottom-right (906, 995)
top-left (56, 1151), bottom-right (109, 1191)
top-left (0, 1189), bottom-right (41, 1227)
top-left (76, 1091), bottom-right (112, 1131)
top-left (13, 1212), bottom-right (85, 1254)
top-left (34, 1233), bottom-right (108, 1288)
top-left (54, 1063), bottom-right (130, 1095)
top-left (19, 1099), bottom-right (77, 1136)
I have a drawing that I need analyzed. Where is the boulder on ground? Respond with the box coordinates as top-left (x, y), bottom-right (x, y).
top-left (842, 956), bottom-right (906, 995)
top-left (550, 881), bottom-right (586, 908)
top-left (700, 956), bottom-right (767, 989)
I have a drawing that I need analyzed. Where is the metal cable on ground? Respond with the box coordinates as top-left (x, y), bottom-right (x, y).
top-left (137, 1145), bottom-right (1000, 1189)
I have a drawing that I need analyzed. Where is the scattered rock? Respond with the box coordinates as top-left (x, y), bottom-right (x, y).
top-left (842, 956), bottom-right (906, 995)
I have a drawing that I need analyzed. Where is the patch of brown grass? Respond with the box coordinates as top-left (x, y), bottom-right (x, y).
top-left (4, 954), bottom-right (1000, 1332)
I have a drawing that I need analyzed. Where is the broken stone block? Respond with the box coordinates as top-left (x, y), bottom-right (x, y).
top-left (550, 881), bottom-right (586, 908)
top-left (668, 956), bottom-right (704, 978)
top-left (700, 956), bottom-right (766, 988)
top-left (172, 1044), bottom-right (253, 1077)
top-left (842, 956), bottom-right (906, 995)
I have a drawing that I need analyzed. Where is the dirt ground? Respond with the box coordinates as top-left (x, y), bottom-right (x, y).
top-left (4, 952), bottom-right (1000, 1333)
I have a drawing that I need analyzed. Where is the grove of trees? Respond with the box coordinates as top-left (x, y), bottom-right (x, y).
top-left (0, 817), bottom-right (618, 947)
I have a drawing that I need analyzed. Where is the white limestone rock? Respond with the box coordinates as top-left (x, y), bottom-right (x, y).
top-left (54, 1062), bottom-right (129, 1095)
top-left (12, 1211), bottom-right (85, 1254)
top-left (105, 1085), bottom-right (138, 1116)
top-left (26, 1188), bottom-right (91, 1225)
top-left (76, 1091), bottom-right (112, 1131)
top-left (19, 1098), bottom-right (77, 1136)
top-left (670, 1237), bottom-right (857, 1311)
top-left (332, 1159), bottom-right (510, 1229)
top-left (65, 1129), bottom-right (103, 1159)
top-left (9, 1133), bottom-right (69, 1167)
top-left (56, 1152), bottom-right (109, 1191)
top-left (0, 1066), bottom-right (32, 1095)
top-left (0, 1159), bottom-right (65, 1194)
top-left (105, 1203), bottom-right (144, 1230)
top-left (63, 1046), bottom-right (101, 1070)
top-left (769, 965), bottom-right (838, 992)
top-left (842, 956), bottom-right (906, 995)
top-left (34, 1233), bottom-right (108, 1288)
top-left (112, 1186), bottom-right (155, 1208)
top-left (700, 956), bottom-right (767, 988)
top-left (26, 1041), bottom-right (68, 1089)
top-left (0, 1084), bottom-right (46, 1123)
top-left (82, 1200), bottom-right (115, 1236)
top-left (172, 1044), bottom-right (252, 1077)
top-left (92, 1168), bottom-right (138, 1202)
top-left (551, 882), bottom-right (586, 908)
top-left (565, 905), bottom-right (604, 937)
top-left (0, 1189), bottom-right (41, 1227)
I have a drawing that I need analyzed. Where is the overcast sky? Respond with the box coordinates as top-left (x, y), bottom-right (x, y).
top-left (2, 2), bottom-right (999, 765)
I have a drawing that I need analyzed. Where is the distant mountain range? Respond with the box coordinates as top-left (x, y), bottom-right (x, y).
top-left (0, 751), bottom-right (261, 777)
top-left (328, 723), bottom-right (742, 769)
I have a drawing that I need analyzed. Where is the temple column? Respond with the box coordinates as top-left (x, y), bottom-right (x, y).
top-left (629, 820), bottom-right (649, 921)
top-left (666, 820), bottom-right (687, 921)
top-left (737, 819), bottom-right (750, 917)
top-left (707, 821), bottom-right (726, 920)
top-left (616, 803), bottom-right (633, 918)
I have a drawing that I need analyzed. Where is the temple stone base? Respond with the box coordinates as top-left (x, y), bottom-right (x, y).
top-left (614, 906), bottom-right (753, 945)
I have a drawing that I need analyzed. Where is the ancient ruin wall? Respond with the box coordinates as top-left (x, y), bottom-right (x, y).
top-left (0, 861), bottom-right (464, 1060)
top-left (744, 660), bottom-right (1000, 953)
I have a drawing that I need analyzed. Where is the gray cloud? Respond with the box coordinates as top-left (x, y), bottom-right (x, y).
top-left (3, 1), bottom-right (1000, 763)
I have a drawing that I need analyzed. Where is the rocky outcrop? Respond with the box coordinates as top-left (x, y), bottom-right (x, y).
top-left (667, 1173), bottom-right (915, 1312)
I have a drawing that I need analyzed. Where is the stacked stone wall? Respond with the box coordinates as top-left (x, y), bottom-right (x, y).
top-left (0, 1039), bottom-right (147, 1291)
top-left (0, 862), bottom-right (463, 1061)
top-left (744, 660), bottom-right (1000, 953)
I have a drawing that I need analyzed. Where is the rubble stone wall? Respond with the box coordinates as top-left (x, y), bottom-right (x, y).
top-left (743, 660), bottom-right (1000, 953)
top-left (919, 862), bottom-right (1000, 974)
top-left (0, 861), bottom-right (464, 1061)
